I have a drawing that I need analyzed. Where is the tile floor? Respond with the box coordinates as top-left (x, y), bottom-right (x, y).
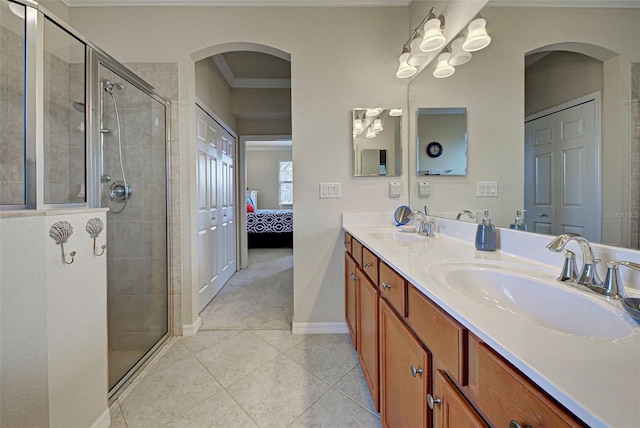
top-left (109, 248), bottom-right (381, 427)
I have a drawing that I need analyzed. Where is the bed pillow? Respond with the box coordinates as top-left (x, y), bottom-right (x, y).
top-left (247, 203), bottom-right (255, 213)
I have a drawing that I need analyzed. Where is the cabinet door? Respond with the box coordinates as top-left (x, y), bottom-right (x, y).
top-left (432, 370), bottom-right (487, 428)
top-left (358, 271), bottom-right (379, 411)
top-left (345, 253), bottom-right (358, 348)
top-left (380, 299), bottom-right (430, 428)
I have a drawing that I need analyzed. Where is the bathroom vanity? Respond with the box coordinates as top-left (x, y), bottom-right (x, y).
top-left (343, 214), bottom-right (640, 427)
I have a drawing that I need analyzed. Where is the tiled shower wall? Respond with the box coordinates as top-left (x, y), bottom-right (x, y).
top-left (0, 26), bottom-right (24, 205)
top-left (630, 63), bottom-right (639, 249)
top-left (121, 63), bottom-right (182, 336)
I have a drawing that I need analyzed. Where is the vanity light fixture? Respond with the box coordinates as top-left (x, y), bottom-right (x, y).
top-left (396, 50), bottom-right (417, 78)
top-left (433, 53), bottom-right (455, 78)
top-left (365, 128), bottom-right (377, 139)
top-left (448, 37), bottom-right (472, 66)
top-left (366, 108), bottom-right (383, 117)
top-left (407, 34), bottom-right (429, 66)
top-left (420, 14), bottom-right (446, 53)
top-left (353, 118), bottom-right (364, 134)
top-left (389, 108), bottom-right (403, 117)
top-left (9, 2), bottom-right (25, 19)
top-left (463, 18), bottom-right (491, 52)
top-left (372, 118), bottom-right (383, 133)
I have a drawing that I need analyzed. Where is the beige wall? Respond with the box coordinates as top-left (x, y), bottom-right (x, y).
top-left (195, 58), bottom-right (237, 130)
top-left (408, 6), bottom-right (640, 247)
top-left (525, 51), bottom-right (603, 116)
top-left (247, 149), bottom-right (292, 209)
top-left (69, 6), bottom-right (409, 328)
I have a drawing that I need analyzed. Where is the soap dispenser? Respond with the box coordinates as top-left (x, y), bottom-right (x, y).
top-left (475, 209), bottom-right (497, 251)
top-left (509, 209), bottom-right (528, 231)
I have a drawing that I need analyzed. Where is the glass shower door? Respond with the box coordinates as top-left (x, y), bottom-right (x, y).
top-left (97, 63), bottom-right (169, 392)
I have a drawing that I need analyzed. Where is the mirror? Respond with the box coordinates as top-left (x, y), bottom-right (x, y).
top-left (417, 108), bottom-right (467, 176)
top-left (353, 108), bottom-right (402, 177)
top-left (407, 4), bottom-right (640, 249)
top-left (394, 205), bottom-right (413, 226)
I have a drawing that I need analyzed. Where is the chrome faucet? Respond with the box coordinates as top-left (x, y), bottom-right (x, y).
top-left (456, 210), bottom-right (476, 220)
top-left (414, 210), bottom-right (435, 237)
top-left (546, 233), bottom-right (602, 288)
top-left (600, 260), bottom-right (640, 299)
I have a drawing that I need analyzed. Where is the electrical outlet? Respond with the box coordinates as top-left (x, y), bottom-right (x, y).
top-left (389, 182), bottom-right (401, 198)
top-left (418, 182), bottom-right (430, 198)
top-left (476, 181), bottom-right (498, 197)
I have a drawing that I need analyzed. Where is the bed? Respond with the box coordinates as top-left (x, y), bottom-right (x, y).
top-left (247, 209), bottom-right (293, 248)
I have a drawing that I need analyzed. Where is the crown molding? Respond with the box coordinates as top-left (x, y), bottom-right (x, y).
top-left (212, 55), bottom-right (291, 89)
top-left (61, 0), bottom-right (410, 6)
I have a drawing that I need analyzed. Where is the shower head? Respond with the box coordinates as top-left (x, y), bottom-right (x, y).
top-left (72, 101), bottom-right (85, 112)
top-left (103, 80), bottom-right (125, 93)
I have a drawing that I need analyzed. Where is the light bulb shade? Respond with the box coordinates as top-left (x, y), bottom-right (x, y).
top-left (396, 52), bottom-right (417, 78)
top-left (407, 37), bottom-right (429, 66)
top-left (433, 53), bottom-right (455, 78)
top-left (420, 18), bottom-right (446, 52)
top-left (372, 119), bottom-right (383, 132)
top-left (366, 128), bottom-right (377, 138)
top-left (448, 38), bottom-right (472, 66)
top-left (366, 108), bottom-right (381, 117)
top-left (463, 18), bottom-right (491, 52)
top-left (353, 119), bottom-right (364, 133)
top-left (389, 108), bottom-right (403, 117)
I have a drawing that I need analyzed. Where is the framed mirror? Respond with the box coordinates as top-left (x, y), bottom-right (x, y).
top-left (353, 108), bottom-right (402, 177)
top-left (417, 108), bottom-right (467, 176)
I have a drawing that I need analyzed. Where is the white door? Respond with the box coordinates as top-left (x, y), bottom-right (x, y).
top-left (196, 106), bottom-right (237, 312)
top-left (525, 95), bottom-right (601, 241)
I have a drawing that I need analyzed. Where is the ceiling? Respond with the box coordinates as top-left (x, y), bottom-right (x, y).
top-left (61, 0), bottom-right (640, 6)
top-left (212, 51), bottom-right (291, 88)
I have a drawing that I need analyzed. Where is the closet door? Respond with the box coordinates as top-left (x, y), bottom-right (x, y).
top-left (218, 128), bottom-right (236, 286)
top-left (196, 107), bottom-right (221, 312)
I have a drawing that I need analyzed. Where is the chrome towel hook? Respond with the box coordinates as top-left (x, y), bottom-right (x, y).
top-left (49, 221), bottom-right (77, 265)
top-left (85, 218), bottom-right (106, 257)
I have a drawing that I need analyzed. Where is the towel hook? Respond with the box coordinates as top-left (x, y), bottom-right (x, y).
top-left (49, 221), bottom-right (77, 265)
top-left (86, 218), bottom-right (106, 257)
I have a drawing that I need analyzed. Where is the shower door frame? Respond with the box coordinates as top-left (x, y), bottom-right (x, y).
top-left (87, 50), bottom-right (173, 398)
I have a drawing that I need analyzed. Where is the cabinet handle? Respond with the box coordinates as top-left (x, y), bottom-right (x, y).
top-left (509, 421), bottom-right (532, 428)
top-left (382, 282), bottom-right (392, 290)
top-left (363, 262), bottom-right (372, 268)
top-left (349, 271), bottom-right (355, 276)
top-left (410, 365), bottom-right (423, 377)
top-left (426, 394), bottom-right (441, 410)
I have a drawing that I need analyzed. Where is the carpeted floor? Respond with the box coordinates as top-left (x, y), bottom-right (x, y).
top-left (200, 248), bottom-right (294, 330)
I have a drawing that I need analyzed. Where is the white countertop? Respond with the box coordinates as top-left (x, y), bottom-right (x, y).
top-left (343, 219), bottom-right (640, 427)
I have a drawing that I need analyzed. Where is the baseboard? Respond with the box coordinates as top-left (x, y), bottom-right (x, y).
top-left (182, 317), bottom-right (202, 337)
top-left (292, 322), bottom-right (349, 335)
top-left (90, 408), bottom-right (110, 428)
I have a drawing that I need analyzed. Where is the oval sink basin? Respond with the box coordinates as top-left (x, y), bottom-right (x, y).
top-left (369, 232), bottom-right (422, 246)
top-left (430, 262), bottom-right (634, 340)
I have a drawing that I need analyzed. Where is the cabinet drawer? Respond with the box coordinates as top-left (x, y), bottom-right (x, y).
top-left (475, 343), bottom-right (581, 428)
top-left (407, 285), bottom-right (467, 385)
top-left (379, 261), bottom-right (406, 316)
top-left (344, 232), bottom-right (352, 254)
top-left (351, 239), bottom-right (363, 267)
top-left (361, 247), bottom-right (379, 285)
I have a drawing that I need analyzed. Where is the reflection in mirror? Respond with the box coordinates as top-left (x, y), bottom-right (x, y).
top-left (407, 5), bottom-right (640, 250)
top-left (353, 108), bottom-right (402, 177)
top-left (416, 108), bottom-right (467, 176)
top-left (394, 205), bottom-right (413, 225)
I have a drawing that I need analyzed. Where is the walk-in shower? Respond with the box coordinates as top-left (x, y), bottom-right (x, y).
top-left (96, 62), bottom-right (170, 393)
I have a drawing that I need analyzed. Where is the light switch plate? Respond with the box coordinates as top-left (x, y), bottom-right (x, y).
top-left (418, 182), bottom-right (430, 198)
top-left (319, 182), bottom-right (341, 198)
top-left (389, 182), bottom-right (401, 198)
top-left (476, 181), bottom-right (498, 197)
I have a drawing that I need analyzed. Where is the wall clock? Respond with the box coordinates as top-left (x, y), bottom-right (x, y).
top-left (426, 142), bottom-right (443, 158)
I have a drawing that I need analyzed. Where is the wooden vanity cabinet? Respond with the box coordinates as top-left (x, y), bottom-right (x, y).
top-left (344, 253), bottom-right (358, 348)
top-left (357, 269), bottom-right (379, 411)
top-left (432, 370), bottom-right (487, 428)
top-left (379, 261), bottom-right (406, 316)
top-left (380, 298), bottom-right (430, 428)
top-left (344, 232), bottom-right (353, 254)
top-left (468, 334), bottom-right (582, 428)
top-left (362, 246), bottom-right (379, 285)
top-left (407, 285), bottom-right (467, 385)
